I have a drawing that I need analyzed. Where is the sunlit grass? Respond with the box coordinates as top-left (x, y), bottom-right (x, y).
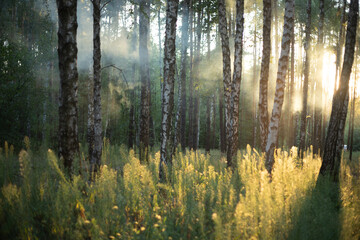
top-left (0, 140), bottom-right (359, 239)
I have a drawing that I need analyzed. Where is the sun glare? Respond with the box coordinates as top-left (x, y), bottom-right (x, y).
top-left (322, 52), bottom-right (337, 99)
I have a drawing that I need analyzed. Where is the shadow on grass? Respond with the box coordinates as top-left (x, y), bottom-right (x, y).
top-left (288, 176), bottom-right (341, 240)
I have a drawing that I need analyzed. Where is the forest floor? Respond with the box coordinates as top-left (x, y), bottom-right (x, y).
top-left (0, 141), bottom-right (359, 239)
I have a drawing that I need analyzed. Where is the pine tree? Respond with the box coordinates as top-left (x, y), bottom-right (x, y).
top-left (320, 0), bottom-right (358, 181)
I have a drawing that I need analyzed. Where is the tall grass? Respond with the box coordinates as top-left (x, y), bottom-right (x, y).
top-left (0, 140), bottom-right (359, 239)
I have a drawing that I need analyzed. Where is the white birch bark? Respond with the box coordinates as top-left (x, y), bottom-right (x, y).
top-left (57, 0), bottom-right (79, 172)
top-left (218, 0), bottom-right (233, 166)
top-left (231, 0), bottom-right (244, 160)
top-left (159, 0), bottom-right (179, 181)
top-left (265, 0), bottom-right (294, 173)
top-left (259, 0), bottom-right (271, 152)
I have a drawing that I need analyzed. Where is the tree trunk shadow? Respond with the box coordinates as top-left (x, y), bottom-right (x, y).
top-left (288, 176), bottom-right (341, 240)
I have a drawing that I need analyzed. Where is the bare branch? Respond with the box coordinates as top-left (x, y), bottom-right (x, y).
top-left (101, 64), bottom-right (129, 87)
top-left (100, 0), bottom-right (112, 11)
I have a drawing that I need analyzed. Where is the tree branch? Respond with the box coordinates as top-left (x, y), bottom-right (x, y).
top-left (101, 64), bottom-right (129, 87)
top-left (100, 0), bottom-right (112, 11)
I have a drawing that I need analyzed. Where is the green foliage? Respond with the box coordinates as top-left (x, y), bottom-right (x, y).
top-left (1, 143), bottom-right (360, 239)
top-left (0, 38), bottom-right (36, 147)
top-left (0, 0), bottom-right (57, 149)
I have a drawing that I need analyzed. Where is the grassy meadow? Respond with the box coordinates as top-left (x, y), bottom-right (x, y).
top-left (0, 139), bottom-right (360, 239)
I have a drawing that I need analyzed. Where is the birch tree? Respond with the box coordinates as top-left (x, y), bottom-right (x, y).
top-left (252, 2), bottom-right (258, 149)
top-left (206, 6), bottom-right (212, 153)
top-left (57, 0), bottom-right (79, 172)
top-left (128, 3), bottom-right (138, 150)
top-left (87, 67), bottom-right (94, 165)
top-left (265, 0), bottom-right (294, 173)
top-left (192, 2), bottom-right (202, 150)
top-left (139, 0), bottom-right (151, 162)
top-left (288, 20), bottom-right (295, 147)
top-left (205, 97), bottom-right (211, 153)
top-left (159, 0), bottom-right (179, 181)
top-left (211, 94), bottom-right (216, 149)
top-left (179, 0), bottom-right (190, 150)
top-left (299, 0), bottom-right (311, 157)
top-left (231, 0), bottom-right (244, 160)
top-left (216, 22), bottom-right (226, 153)
top-left (320, 0), bottom-right (358, 181)
top-left (219, 87), bottom-right (226, 152)
top-left (188, 2), bottom-right (194, 149)
top-left (218, 0), bottom-right (233, 166)
top-left (218, 0), bottom-right (244, 167)
top-left (173, 70), bottom-right (182, 154)
top-left (90, 0), bottom-right (102, 175)
top-left (259, 0), bottom-right (272, 152)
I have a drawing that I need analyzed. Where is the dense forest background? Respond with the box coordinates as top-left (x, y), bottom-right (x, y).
top-left (2, 0), bottom-right (359, 153)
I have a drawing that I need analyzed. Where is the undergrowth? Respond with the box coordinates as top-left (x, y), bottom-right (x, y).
top-left (0, 139), bottom-right (359, 239)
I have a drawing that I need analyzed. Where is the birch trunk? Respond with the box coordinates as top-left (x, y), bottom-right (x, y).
top-left (252, 8), bottom-right (257, 149)
top-left (299, 0), bottom-right (311, 157)
top-left (87, 66), bottom-right (94, 163)
top-left (192, 3), bottom-right (202, 150)
top-left (90, 0), bottom-right (102, 175)
top-left (231, 0), bottom-right (244, 159)
top-left (320, 0), bottom-right (358, 181)
top-left (188, 2), bottom-right (194, 149)
top-left (206, 97), bottom-right (211, 153)
top-left (139, 0), bottom-right (150, 162)
top-left (158, 7), bottom-right (163, 102)
top-left (57, 0), bottom-right (79, 172)
top-left (128, 104), bottom-right (135, 148)
top-left (259, 0), bottom-right (272, 152)
top-left (205, 4), bottom-right (211, 153)
top-left (265, 0), bottom-right (294, 173)
top-left (218, 0), bottom-right (233, 166)
top-left (128, 3), bottom-right (138, 150)
top-left (179, 0), bottom-right (190, 150)
top-left (159, 0), bottom-right (179, 181)
top-left (289, 22), bottom-right (295, 147)
top-left (219, 87), bottom-right (226, 152)
top-left (173, 70), bottom-right (182, 154)
top-left (273, 0), bottom-right (279, 61)
top-left (192, 94), bottom-right (199, 150)
top-left (211, 94), bottom-right (216, 149)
